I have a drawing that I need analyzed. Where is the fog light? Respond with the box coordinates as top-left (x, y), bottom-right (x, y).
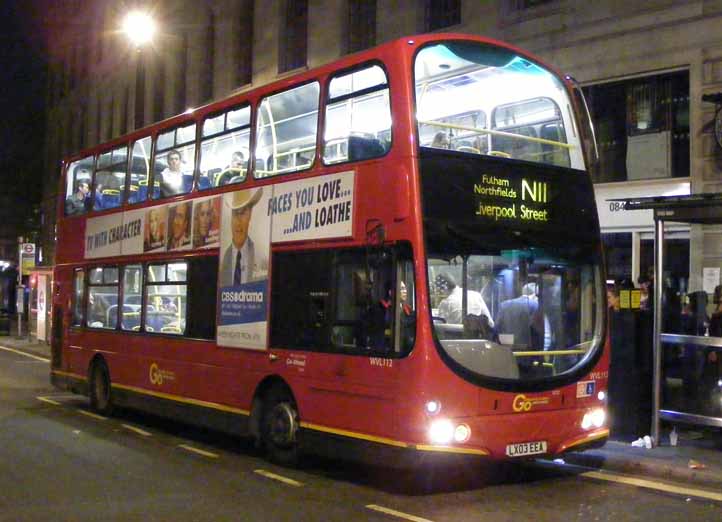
top-left (428, 419), bottom-right (454, 444)
top-left (425, 400), bottom-right (441, 415)
top-left (454, 424), bottom-right (471, 443)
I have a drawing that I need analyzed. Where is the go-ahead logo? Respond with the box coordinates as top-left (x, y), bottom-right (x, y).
top-left (512, 394), bottom-right (550, 412)
top-left (149, 363), bottom-right (176, 386)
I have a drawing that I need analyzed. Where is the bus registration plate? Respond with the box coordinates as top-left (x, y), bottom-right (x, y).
top-left (505, 440), bottom-right (547, 457)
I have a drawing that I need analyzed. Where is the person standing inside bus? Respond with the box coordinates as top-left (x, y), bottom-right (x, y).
top-left (158, 149), bottom-right (185, 198)
top-left (220, 188), bottom-right (265, 287)
top-left (437, 272), bottom-right (493, 327)
top-left (65, 180), bottom-right (90, 215)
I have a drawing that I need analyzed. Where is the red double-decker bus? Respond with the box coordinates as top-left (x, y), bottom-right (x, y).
top-left (52, 33), bottom-right (609, 466)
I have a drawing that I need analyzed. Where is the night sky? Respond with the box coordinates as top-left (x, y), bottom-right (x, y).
top-left (0, 0), bottom-right (46, 233)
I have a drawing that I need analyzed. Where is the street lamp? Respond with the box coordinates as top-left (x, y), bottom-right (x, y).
top-left (122, 10), bottom-right (156, 49)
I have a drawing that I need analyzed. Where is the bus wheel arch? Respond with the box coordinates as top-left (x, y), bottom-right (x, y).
top-left (88, 355), bottom-right (114, 415)
top-left (253, 377), bottom-right (300, 466)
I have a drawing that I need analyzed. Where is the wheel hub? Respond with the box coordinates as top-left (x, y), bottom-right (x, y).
top-left (269, 402), bottom-right (297, 448)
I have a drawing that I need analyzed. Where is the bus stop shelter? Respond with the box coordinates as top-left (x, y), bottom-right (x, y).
top-left (621, 193), bottom-right (722, 445)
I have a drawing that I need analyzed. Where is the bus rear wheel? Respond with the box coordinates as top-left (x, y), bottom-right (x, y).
top-left (261, 387), bottom-right (299, 467)
top-left (89, 359), bottom-right (113, 415)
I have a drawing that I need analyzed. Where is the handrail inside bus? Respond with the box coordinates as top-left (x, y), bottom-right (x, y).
top-left (512, 349), bottom-right (586, 357)
top-left (418, 120), bottom-right (575, 149)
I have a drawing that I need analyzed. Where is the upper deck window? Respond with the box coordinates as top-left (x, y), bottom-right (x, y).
top-left (199, 104), bottom-right (251, 189)
top-left (323, 64), bottom-right (391, 165)
top-left (415, 41), bottom-right (584, 169)
top-left (64, 156), bottom-right (94, 217)
top-left (255, 82), bottom-right (320, 178)
top-left (127, 136), bottom-right (152, 205)
top-left (153, 123), bottom-right (197, 199)
top-left (93, 145), bottom-right (128, 212)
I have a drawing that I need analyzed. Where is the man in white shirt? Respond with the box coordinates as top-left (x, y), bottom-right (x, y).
top-left (437, 273), bottom-right (494, 327)
top-left (220, 188), bottom-right (265, 287)
top-left (159, 149), bottom-right (185, 198)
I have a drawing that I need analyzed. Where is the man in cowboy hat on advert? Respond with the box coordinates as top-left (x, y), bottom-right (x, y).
top-left (220, 187), bottom-right (267, 287)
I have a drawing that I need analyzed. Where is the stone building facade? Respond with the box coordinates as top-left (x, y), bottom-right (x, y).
top-left (42, 0), bottom-right (722, 296)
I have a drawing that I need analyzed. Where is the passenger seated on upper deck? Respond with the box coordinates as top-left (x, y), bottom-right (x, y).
top-left (216, 151), bottom-right (246, 186)
top-left (158, 149), bottom-right (186, 198)
top-left (65, 180), bottom-right (90, 215)
top-left (431, 131), bottom-right (451, 149)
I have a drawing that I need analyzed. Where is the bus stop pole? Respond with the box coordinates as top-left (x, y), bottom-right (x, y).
top-left (651, 216), bottom-right (664, 446)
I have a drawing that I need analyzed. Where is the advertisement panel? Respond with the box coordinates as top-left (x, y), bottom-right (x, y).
top-left (216, 171), bottom-right (355, 349)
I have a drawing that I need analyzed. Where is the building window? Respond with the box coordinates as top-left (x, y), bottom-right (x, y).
top-left (584, 71), bottom-right (689, 183)
top-left (346, 0), bottom-right (376, 53)
top-left (425, 0), bottom-right (461, 31)
top-left (279, 0), bottom-right (308, 73)
top-left (238, 2), bottom-right (254, 86)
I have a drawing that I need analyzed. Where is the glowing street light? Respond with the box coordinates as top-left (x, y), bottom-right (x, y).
top-left (122, 11), bottom-right (156, 48)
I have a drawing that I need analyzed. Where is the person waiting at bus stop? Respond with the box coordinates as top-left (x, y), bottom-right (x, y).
top-left (65, 180), bottom-right (90, 215)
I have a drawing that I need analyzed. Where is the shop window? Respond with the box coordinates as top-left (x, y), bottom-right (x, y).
top-left (584, 71), bottom-right (689, 183)
top-left (602, 233), bottom-right (632, 284)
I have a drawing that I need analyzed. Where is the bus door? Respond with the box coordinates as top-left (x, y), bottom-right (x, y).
top-left (270, 244), bottom-right (415, 436)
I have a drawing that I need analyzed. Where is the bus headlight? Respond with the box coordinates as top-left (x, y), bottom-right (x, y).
top-left (582, 408), bottom-right (606, 430)
top-left (597, 391), bottom-right (606, 402)
top-left (428, 419), bottom-right (454, 444)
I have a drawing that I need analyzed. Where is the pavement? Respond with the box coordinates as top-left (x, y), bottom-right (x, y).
top-left (2, 332), bottom-right (722, 493)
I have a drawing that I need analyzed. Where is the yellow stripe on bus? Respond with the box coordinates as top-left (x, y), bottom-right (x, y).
top-left (299, 421), bottom-right (490, 455)
top-left (51, 370), bottom-right (249, 416)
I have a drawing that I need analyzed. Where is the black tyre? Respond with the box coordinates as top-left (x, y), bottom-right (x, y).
top-left (261, 387), bottom-right (300, 467)
top-left (89, 359), bottom-right (113, 415)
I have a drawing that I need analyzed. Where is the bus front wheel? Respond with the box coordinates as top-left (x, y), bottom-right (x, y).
top-left (261, 387), bottom-right (299, 467)
top-left (89, 359), bottom-right (114, 415)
